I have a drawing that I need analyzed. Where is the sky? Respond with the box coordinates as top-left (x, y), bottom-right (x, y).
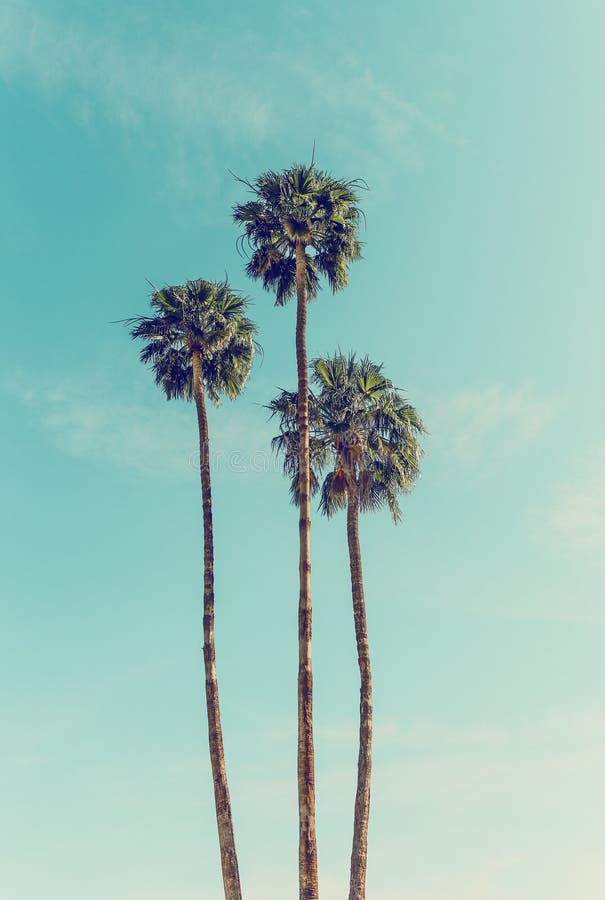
top-left (1, 0), bottom-right (604, 897)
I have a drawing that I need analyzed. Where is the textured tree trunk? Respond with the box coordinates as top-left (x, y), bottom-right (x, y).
top-left (347, 483), bottom-right (372, 900)
top-left (295, 241), bottom-right (319, 899)
top-left (192, 350), bottom-right (242, 900)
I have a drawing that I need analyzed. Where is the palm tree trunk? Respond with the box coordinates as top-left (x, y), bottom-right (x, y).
top-left (346, 483), bottom-right (372, 900)
top-left (192, 350), bottom-right (242, 900)
top-left (295, 240), bottom-right (319, 899)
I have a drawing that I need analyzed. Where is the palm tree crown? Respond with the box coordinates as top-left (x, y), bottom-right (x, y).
top-left (232, 163), bottom-right (364, 304)
top-left (269, 352), bottom-right (425, 518)
top-left (126, 278), bottom-right (257, 402)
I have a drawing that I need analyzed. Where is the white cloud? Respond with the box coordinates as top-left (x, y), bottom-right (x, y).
top-left (0, 3), bottom-right (270, 143)
top-left (431, 384), bottom-right (556, 467)
top-left (4, 697), bottom-right (603, 899)
top-left (3, 370), bottom-right (272, 478)
top-left (237, 706), bottom-right (605, 898)
top-left (4, 370), bottom-right (195, 476)
top-left (0, 2), bottom-right (460, 188)
top-left (547, 442), bottom-right (605, 556)
top-left (323, 707), bottom-right (605, 899)
top-left (293, 62), bottom-right (467, 169)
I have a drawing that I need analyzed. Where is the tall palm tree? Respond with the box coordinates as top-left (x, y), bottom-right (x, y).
top-left (233, 164), bottom-right (364, 899)
top-left (269, 353), bottom-right (424, 900)
top-left (126, 279), bottom-right (257, 900)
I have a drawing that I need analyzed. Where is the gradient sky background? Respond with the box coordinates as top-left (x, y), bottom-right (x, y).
top-left (1, 1), bottom-right (604, 898)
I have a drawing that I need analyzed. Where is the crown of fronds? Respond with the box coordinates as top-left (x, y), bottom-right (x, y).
top-left (233, 163), bottom-right (365, 305)
top-left (268, 352), bottom-right (425, 521)
top-left (124, 278), bottom-right (258, 404)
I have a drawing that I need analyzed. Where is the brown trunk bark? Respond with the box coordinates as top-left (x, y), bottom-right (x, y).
top-left (295, 241), bottom-right (319, 899)
top-left (346, 484), bottom-right (372, 900)
top-left (192, 350), bottom-right (242, 900)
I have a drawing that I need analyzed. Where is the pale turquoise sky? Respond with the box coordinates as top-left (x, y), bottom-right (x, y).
top-left (1, 1), bottom-right (604, 898)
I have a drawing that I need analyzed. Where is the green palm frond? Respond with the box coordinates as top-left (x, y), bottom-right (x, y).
top-left (233, 162), bottom-right (365, 305)
top-left (268, 388), bottom-right (332, 506)
top-left (318, 470), bottom-right (349, 518)
top-left (126, 278), bottom-right (258, 404)
top-left (270, 352), bottom-right (425, 522)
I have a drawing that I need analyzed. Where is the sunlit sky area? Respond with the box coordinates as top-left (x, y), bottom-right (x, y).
top-left (1, 1), bottom-right (604, 897)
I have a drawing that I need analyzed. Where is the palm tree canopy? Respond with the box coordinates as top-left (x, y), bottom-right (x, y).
top-left (125, 279), bottom-right (258, 404)
top-left (269, 352), bottom-right (425, 521)
top-left (232, 163), bottom-right (365, 305)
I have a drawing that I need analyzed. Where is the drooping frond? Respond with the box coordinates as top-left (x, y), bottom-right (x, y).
top-left (267, 388), bottom-right (299, 427)
top-left (245, 249), bottom-right (321, 305)
top-left (268, 388), bottom-right (331, 506)
top-left (318, 469), bottom-right (349, 518)
top-left (126, 278), bottom-right (258, 404)
top-left (152, 346), bottom-right (194, 400)
top-left (233, 162), bottom-right (365, 305)
top-left (270, 352), bottom-right (425, 521)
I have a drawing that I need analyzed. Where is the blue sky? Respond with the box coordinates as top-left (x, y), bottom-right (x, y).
top-left (1, 1), bottom-right (604, 897)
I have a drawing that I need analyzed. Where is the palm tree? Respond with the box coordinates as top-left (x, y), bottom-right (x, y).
top-left (269, 353), bottom-right (424, 900)
top-left (233, 163), bottom-right (364, 899)
top-left (126, 278), bottom-right (257, 900)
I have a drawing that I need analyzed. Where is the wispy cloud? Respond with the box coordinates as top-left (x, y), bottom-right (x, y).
top-left (430, 383), bottom-right (556, 468)
top-left (235, 706), bottom-right (605, 899)
top-left (365, 707), bottom-right (605, 897)
top-left (3, 370), bottom-right (272, 478)
top-left (0, 2), bottom-right (460, 187)
top-left (0, 3), bottom-right (270, 142)
top-left (5, 695), bottom-right (603, 899)
top-left (288, 61), bottom-right (466, 172)
top-left (545, 441), bottom-right (605, 559)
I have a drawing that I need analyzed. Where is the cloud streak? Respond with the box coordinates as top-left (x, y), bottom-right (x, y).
top-left (231, 706), bottom-right (605, 899)
top-left (0, 2), bottom-right (459, 187)
top-left (430, 383), bottom-right (556, 468)
top-left (0, 3), bottom-right (271, 141)
top-left (4, 694), bottom-right (603, 899)
top-left (3, 369), bottom-right (272, 478)
top-left (545, 441), bottom-right (605, 559)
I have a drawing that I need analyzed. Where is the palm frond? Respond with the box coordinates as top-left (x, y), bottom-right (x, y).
top-left (271, 352), bottom-right (424, 520)
top-left (233, 162), bottom-right (365, 304)
top-left (125, 278), bottom-right (258, 403)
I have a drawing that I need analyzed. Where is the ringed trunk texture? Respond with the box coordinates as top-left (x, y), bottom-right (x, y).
top-left (192, 350), bottom-right (242, 900)
top-left (347, 485), bottom-right (372, 900)
top-left (295, 241), bottom-right (319, 899)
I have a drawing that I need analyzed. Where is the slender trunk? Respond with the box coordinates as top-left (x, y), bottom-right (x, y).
top-left (347, 483), bottom-right (372, 900)
top-left (192, 350), bottom-right (242, 900)
top-left (295, 241), bottom-right (319, 899)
